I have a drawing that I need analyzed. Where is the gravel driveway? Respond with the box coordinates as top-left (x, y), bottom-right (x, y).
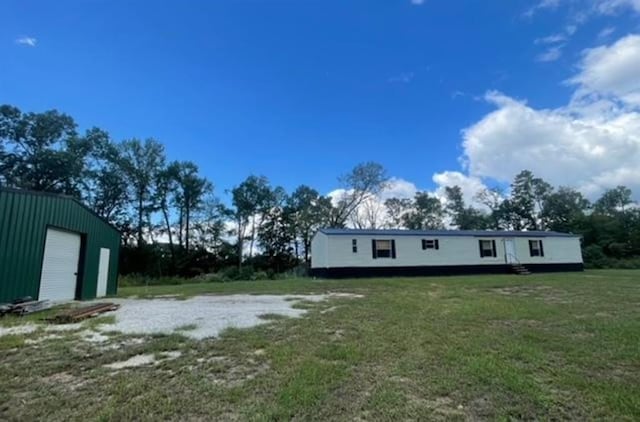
top-left (98, 293), bottom-right (358, 339)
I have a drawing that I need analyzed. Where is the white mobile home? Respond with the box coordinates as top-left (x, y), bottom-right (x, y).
top-left (310, 229), bottom-right (583, 278)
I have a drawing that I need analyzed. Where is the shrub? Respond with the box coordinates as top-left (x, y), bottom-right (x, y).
top-left (239, 266), bottom-right (256, 281)
top-left (118, 274), bottom-right (191, 287)
top-left (252, 271), bottom-right (269, 280)
top-left (583, 245), bottom-right (610, 269)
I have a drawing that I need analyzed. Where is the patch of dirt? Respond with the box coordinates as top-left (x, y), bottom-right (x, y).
top-left (104, 348), bottom-right (183, 370)
top-left (320, 306), bottom-right (338, 314)
top-left (388, 375), bottom-right (412, 384)
top-left (0, 324), bottom-right (38, 336)
top-left (199, 353), bottom-right (270, 388)
top-left (327, 292), bottom-right (365, 299)
top-left (570, 331), bottom-right (595, 340)
top-left (492, 286), bottom-right (571, 304)
top-left (45, 323), bottom-right (83, 332)
top-left (198, 355), bottom-right (228, 364)
top-left (98, 337), bottom-right (146, 351)
top-left (42, 371), bottom-right (90, 391)
top-left (467, 395), bottom-right (495, 419)
top-left (160, 350), bottom-right (182, 360)
top-left (324, 328), bottom-right (345, 341)
top-left (104, 354), bottom-right (157, 369)
top-left (78, 330), bottom-right (110, 343)
top-left (24, 334), bottom-right (63, 344)
top-left (492, 319), bottom-right (542, 329)
top-left (212, 362), bottom-right (270, 388)
top-left (404, 393), bottom-right (467, 419)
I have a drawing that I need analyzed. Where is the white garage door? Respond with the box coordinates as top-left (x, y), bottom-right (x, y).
top-left (96, 248), bottom-right (110, 297)
top-left (39, 228), bottom-right (82, 301)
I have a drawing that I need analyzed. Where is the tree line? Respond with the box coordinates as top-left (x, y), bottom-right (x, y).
top-left (1, 104), bottom-right (638, 278)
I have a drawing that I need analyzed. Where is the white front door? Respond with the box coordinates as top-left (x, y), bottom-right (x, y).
top-left (96, 248), bottom-right (110, 297)
top-left (39, 228), bottom-right (81, 301)
top-left (504, 238), bottom-right (517, 264)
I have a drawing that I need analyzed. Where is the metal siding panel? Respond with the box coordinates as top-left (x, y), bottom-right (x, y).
top-left (326, 235), bottom-right (510, 267)
top-left (0, 192), bottom-right (14, 299)
top-left (24, 196), bottom-right (40, 293)
top-left (10, 194), bottom-right (27, 299)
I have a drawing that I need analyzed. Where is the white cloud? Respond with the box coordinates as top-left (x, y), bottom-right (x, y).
top-left (565, 24), bottom-right (578, 35)
top-left (524, 0), bottom-right (563, 17)
top-left (15, 36), bottom-right (37, 47)
top-left (432, 171), bottom-right (489, 208)
top-left (596, 0), bottom-right (640, 14)
top-left (380, 177), bottom-right (419, 200)
top-left (535, 34), bottom-right (566, 44)
top-left (598, 26), bottom-right (616, 39)
top-left (526, 0), bottom-right (640, 17)
top-left (533, 27), bottom-right (574, 63)
top-left (568, 34), bottom-right (640, 106)
top-left (460, 35), bottom-right (640, 200)
top-left (524, 0), bottom-right (638, 44)
top-left (536, 45), bottom-right (564, 62)
top-left (388, 72), bottom-right (415, 84)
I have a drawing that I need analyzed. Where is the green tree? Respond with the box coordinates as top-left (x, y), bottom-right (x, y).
top-left (509, 170), bottom-right (538, 230)
top-left (288, 185), bottom-right (333, 262)
top-left (259, 187), bottom-right (297, 272)
top-left (594, 186), bottom-right (633, 216)
top-left (475, 187), bottom-right (505, 230)
top-left (532, 177), bottom-right (553, 223)
top-left (384, 197), bottom-right (412, 229)
top-left (155, 162), bottom-right (180, 256)
top-left (402, 192), bottom-right (444, 230)
top-left (444, 185), bottom-right (488, 230)
top-left (0, 105), bottom-right (89, 195)
top-left (119, 138), bottom-right (166, 247)
top-left (540, 187), bottom-right (590, 232)
top-left (82, 129), bottom-right (130, 225)
top-left (172, 161), bottom-right (212, 252)
top-left (191, 195), bottom-right (227, 253)
top-left (329, 162), bottom-right (388, 227)
top-left (229, 175), bottom-right (273, 267)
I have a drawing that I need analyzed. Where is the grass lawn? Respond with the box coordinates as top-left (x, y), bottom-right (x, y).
top-left (1, 270), bottom-right (639, 420)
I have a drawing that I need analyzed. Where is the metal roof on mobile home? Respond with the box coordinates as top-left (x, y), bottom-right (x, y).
top-left (318, 228), bottom-right (579, 238)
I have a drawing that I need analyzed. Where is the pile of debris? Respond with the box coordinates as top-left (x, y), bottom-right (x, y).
top-left (1, 297), bottom-right (119, 324)
top-left (0, 297), bottom-right (51, 317)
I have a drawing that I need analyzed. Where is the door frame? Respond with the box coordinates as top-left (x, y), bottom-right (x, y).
top-left (503, 238), bottom-right (517, 264)
top-left (36, 225), bottom-right (85, 301)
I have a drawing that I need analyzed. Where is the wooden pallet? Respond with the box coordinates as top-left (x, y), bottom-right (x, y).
top-left (49, 303), bottom-right (120, 324)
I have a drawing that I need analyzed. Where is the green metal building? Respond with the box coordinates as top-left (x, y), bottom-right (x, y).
top-left (0, 188), bottom-right (120, 303)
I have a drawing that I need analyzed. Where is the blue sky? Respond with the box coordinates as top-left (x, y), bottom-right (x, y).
top-left (2, 0), bottom-right (640, 202)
